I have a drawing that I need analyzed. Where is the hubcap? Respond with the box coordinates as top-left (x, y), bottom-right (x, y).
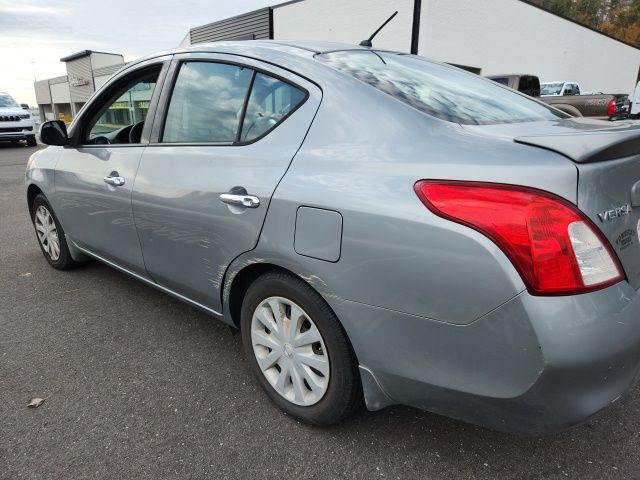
top-left (251, 296), bottom-right (330, 406)
top-left (34, 205), bottom-right (60, 261)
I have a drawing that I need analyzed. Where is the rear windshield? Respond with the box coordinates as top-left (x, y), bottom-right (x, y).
top-left (315, 51), bottom-right (568, 125)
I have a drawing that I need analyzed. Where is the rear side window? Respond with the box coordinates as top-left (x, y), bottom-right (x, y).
top-left (519, 76), bottom-right (540, 97)
top-left (316, 51), bottom-right (568, 125)
top-left (163, 62), bottom-right (252, 143)
top-left (240, 73), bottom-right (306, 142)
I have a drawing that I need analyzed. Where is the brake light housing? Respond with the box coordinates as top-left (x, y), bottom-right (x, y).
top-left (414, 180), bottom-right (624, 296)
top-left (607, 99), bottom-right (617, 117)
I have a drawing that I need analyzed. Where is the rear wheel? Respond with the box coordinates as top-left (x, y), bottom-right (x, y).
top-left (31, 194), bottom-right (78, 270)
top-left (241, 271), bottom-right (362, 425)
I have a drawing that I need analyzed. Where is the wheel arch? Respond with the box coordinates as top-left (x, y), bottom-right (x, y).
top-left (551, 104), bottom-right (583, 117)
top-left (224, 258), bottom-right (391, 412)
top-left (224, 259), bottom-right (341, 334)
top-left (226, 262), bottom-right (282, 329)
top-left (225, 261), bottom-right (336, 328)
top-left (26, 183), bottom-right (43, 215)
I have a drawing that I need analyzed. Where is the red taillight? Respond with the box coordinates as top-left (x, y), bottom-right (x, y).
top-left (414, 180), bottom-right (624, 295)
top-left (607, 99), bottom-right (616, 117)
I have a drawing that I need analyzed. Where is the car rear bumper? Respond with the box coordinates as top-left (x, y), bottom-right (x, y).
top-left (338, 281), bottom-right (640, 434)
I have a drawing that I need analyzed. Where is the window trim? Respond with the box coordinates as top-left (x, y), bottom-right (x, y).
top-left (67, 59), bottom-right (170, 149)
top-left (156, 58), bottom-right (309, 147)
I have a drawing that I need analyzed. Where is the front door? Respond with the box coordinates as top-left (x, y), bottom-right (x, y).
top-left (132, 54), bottom-right (321, 313)
top-left (54, 59), bottom-right (168, 275)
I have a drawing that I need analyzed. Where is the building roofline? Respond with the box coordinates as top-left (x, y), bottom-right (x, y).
top-left (519, 0), bottom-right (640, 51)
top-left (60, 50), bottom-right (124, 62)
top-left (189, 6), bottom-right (271, 33)
top-left (271, 0), bottom-right (305, 9)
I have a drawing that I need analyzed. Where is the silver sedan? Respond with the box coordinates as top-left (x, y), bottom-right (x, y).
top-left (26, 41), bottom-right (640, 434)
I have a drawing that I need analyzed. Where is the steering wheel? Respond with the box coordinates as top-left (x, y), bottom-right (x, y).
top-left (129, 121), bottom-right (145, 144)
top-left (92, 136), bottom-right (111, 145)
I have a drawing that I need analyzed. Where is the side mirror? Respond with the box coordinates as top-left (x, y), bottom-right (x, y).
top-left (40, 120), bottom-right (68, 146)
top-left (20, 103), bottom-right (29, 110)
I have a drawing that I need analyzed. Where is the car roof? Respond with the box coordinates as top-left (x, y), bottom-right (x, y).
top-left (128, 40), bottom-right (394, 70)
top-left (487, 74), bottom-right (538, 78)
top-left (182, 40), bottom-right (373, 55)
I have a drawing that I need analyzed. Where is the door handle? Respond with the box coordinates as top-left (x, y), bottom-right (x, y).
top-left (219, 193), bottom-right (260, 208)
top-left (103, 172), bottom-right (125, 187)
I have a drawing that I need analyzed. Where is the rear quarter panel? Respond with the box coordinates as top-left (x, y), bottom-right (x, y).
top-left (241, 70), bottom-right (579, 326)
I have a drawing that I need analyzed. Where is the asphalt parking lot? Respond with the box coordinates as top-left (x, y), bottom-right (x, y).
top-left (2, 143), bottom-right (640, 480)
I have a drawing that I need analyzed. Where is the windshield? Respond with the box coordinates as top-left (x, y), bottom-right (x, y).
top-left (316, 51), bottom-right (568, 125)
top-left (0, 93), bottom-right (18, 108)
top-left (541, 83), bottom-right (564, 95)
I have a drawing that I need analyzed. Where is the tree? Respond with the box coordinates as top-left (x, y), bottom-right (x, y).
top-left (529, 0), bottom-right (640, 46)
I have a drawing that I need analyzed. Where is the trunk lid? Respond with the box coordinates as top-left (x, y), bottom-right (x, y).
top-left (464, 118), bottom-right (640, 289)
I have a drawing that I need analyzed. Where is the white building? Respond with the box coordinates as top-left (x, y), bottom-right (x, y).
top-left (36, 0), bottom-right (640, 122)
top-left (185, 0), bottom-right (640, 95)
top-left (34, 50), bottom-right (124, 121)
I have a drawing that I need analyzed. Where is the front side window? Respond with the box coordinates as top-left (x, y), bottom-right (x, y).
top-left (240, 73), bottom-right (306, 142)
top-left (87, 69), bottom-right (159, 144)
top-left (163, 62), bottom-right (252, 143)
top-left (316, 51), bottom-right (568, 125)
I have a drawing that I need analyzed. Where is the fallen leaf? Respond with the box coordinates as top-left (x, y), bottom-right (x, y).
top-left (28, 398), bottom-right (45, 408)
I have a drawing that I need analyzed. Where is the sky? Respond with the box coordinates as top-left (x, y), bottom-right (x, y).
top-left (0, 0), bottom-right (274, 106)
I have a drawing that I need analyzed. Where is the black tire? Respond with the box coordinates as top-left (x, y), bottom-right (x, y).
top-left (241, 271), bottom-right (363, 425)
top-left (31, 193), bottom-right (78, 270)
top-left (26, 135), bottom-right (37, 147)
top-left (10, 139), bottom-right (19, 144)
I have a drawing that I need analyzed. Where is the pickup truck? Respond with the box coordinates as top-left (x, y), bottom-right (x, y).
top-left (487, 75), bottom-right (629, 120)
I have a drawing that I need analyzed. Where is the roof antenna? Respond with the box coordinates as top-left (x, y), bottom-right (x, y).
top-left (359, 11), bottom-right (398, 48)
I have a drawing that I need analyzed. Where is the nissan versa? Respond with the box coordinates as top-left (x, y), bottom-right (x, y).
top-left (26, 41), bottom-right (640, 434)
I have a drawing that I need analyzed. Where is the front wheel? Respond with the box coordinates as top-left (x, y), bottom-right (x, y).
top-left (31, 194), bottom-right (78, 270)
top-left (241, 271), bottom-right (363, 425)
top-left (26, 135), bottom-right (37, 147)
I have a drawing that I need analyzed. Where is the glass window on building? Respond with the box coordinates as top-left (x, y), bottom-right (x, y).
top-left (89, 79), bottom-right (156, 139)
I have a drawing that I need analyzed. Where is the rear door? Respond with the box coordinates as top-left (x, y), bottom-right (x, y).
top-left (132, 53), bottom-right (321, 313)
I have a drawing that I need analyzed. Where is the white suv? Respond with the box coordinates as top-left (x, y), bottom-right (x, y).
top-left (0, 92), bottom-right (36, 146)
